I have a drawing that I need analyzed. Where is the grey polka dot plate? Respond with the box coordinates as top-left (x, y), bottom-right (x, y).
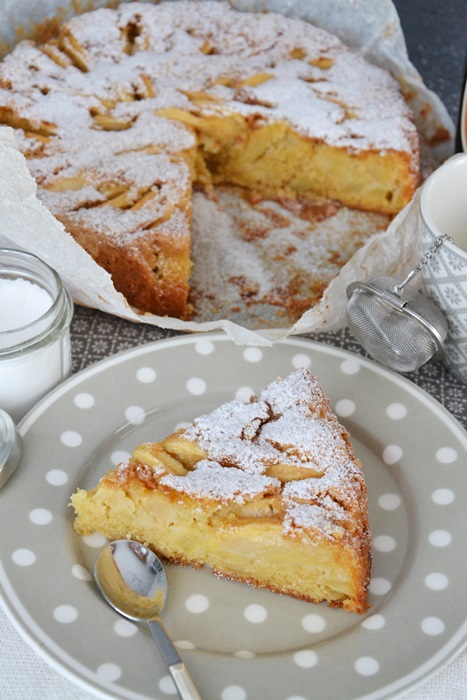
top-left (1, 334), bottom-right (466, 700)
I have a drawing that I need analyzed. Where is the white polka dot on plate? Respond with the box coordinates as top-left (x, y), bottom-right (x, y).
top-left (378, 493), bottom-right (401, 510)
top-left (74, 392), bottom-right (95, 409)
top-left (361, 614), bottom-right (385, 631)
top-left (355, 657), bottom-right (380, 676)
top-left (12, 549), bottom-right (36, 566)
top-left (386, 402), bottom-right (407, 420)
top-left (159, 675), bottom-right (177, 695)
top-left (97, 663), bottom-right (122, 683)
top-left (114, 619), bottom-right (138, 637)
top-left (195, 339), bottom-right (215, 355)
top-left (293, 650), bottom-right (318, 668)
top-left (243, 347), bottom-right (263, 363)
top-left (221, 686), bottom-right (247, 700)
top-left (373, 535), bottom-right (396, 552)
top-left (236, 386), bottom-right (254, 401)
top-left (136, 367), bottom-right (157, 383)
top-left (292, 353), bottom-right (312, 369)
top-left (302, 613), bottom-right (326, 633)
top-left (421, 617), bottom-right (445, 636)
top-left (382, 445), bottom-right (403, 465)
top-left (72, 564), bottom-right (91, 581)
top-left (436, 447), bottom-right (458, 464)
top-left (175, 640), bottom-right (196, 650)
top-left (432, 488), bottom-right (455, 505)
top-left (369, 578), bottom-right (391, 595)
top-left (61, 430), bottom-right (83, 447)
top-left (340, 358), bottom-right (361, 374)
top-left (429, 530), bottom-right (452, 547)
top-left (425, 573), bottom-right (449, 590)
top-left (29, 508), bottom-right (53, 525)
top-left (334, 399), bottom-right (356, 417)
top-left (125, 405), bottom-right (146, 425)
top-left (54, 605), bottom-right (78, 623)
top-left (244, 604), bottom-right (267, 623)
top-left (46, 469), bottom-right (68, 486)
top-left (83, 532), bottom-right (107, 548)
top-left (186, 378), bottom-right (207, 395)
top-left (111, 450), bottom-right (131, 466)
top-left (185, 594), bottom-right (209, 613)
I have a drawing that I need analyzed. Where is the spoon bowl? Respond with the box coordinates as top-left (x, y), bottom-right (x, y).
top-left (95, 539), bottom-right (202, 700)
top-left (95, 538), bottom-right (168, 621)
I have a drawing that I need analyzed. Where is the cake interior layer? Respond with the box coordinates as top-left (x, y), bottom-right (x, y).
top-left (158, 107), bottom-right (415, 215)
top-left (1, 93), bottom-right (416, 217)
top-left (71, 477), bottom-right (366, 613)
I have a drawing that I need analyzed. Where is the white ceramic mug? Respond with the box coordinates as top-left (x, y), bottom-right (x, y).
top-left (419, 153), bottom-right (467, 383)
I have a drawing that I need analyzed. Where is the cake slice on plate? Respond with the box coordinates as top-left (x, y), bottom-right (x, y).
top-left (71, 368), bottom-right (371, 613)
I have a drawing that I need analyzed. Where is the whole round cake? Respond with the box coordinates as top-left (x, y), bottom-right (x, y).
top-left (0, 1), bottom-right (420, 318)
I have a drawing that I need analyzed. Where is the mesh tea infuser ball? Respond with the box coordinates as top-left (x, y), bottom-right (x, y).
top-left (346, 235), bottom-right (450, 373)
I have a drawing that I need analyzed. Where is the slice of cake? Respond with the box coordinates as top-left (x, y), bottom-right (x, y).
top-left (28, 114), bottom-right (197, 318)
top-left (0, 1), bottom-right (420, 319)
top-left (71, 369), bottom-right (371, 613)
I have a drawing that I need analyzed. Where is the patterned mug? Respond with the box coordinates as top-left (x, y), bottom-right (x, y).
top-left (419, 153), bottom-right (467, 383)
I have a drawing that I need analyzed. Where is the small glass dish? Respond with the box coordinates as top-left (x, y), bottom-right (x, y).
top-left (0, 408), bottom-right (22, 489)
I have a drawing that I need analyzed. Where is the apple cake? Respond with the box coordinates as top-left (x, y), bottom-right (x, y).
top-left (0, 1), bottom-right (420, 318)
top-left (71, 369), bottom-right (372, 613)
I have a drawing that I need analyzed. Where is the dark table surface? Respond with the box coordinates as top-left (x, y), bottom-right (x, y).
top-left (69, 0), bottom-right (467, 430)
top-left (395, 0), bottom-right (466, 125)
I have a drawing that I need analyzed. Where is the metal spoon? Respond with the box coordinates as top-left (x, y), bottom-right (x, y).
top-left (94, 539), bottom-right (202, 700)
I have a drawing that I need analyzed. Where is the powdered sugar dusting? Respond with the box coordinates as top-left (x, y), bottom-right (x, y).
top-left (160, 459), bottom-right (280, 503)
top-left (261, 408), bottom-right (351, 469)
top-left (0, 0), bottom-right (418, 185)
top-left (183, 369), bottom-right (354, 476)
top-left (161, 368), bottom-right (369, 543)
top-left (283, 501), bottom-right (349, 539)
top-left (189, 187), bottom-right (390, 326)
top-left (183, 397), bottom-right (277, 475)
top-left (260, 369), bottom-right (328, 415)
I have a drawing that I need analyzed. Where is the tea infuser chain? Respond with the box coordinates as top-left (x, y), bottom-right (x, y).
top-left (394, 234), bottom-right (452, 295)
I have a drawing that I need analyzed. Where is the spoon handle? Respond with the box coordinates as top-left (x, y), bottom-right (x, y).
top-left (147, 619), bottom-right (203, 700)
top-left (170, 662), bottom-right (203, 700)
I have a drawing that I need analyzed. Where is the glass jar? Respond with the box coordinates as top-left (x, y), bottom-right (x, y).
top-left (0, 248), bottom-right (74, 423)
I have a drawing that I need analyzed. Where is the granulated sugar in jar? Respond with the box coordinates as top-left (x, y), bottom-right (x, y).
top-left (0, 248), bottom-right (73, 423)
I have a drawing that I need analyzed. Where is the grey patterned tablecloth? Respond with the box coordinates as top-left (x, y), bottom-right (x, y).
top-left (70, 305), bottom-right (467, 430)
